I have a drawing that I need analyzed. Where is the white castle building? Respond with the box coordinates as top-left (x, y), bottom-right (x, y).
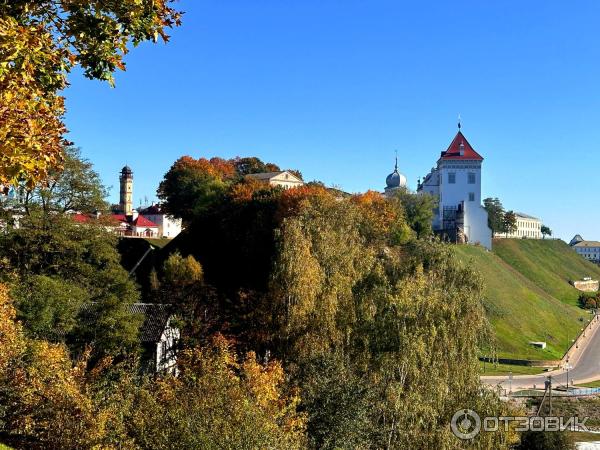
top-left (417, 129), bottom-right (492, 250)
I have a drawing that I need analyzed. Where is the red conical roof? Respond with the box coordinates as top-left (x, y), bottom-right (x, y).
top-left (440, 131), bottom-right (483, 161)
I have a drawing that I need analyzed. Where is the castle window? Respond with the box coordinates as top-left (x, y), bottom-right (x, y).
top-left (468, 172), bottom-right (476, 184)
top-left (448, 173), bottom-right (456, 184)
top-left (469, 192), bottom-right (475, 202)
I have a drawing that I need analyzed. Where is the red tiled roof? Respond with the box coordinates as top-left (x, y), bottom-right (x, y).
top-left (440, 131), bottom-right (483, 161)
top-left (112, 214), bottom-right (128, 223)
top-left (72, 213), bottom-right (91, 223)
top-left (133, 215), bottom-right (158, 228)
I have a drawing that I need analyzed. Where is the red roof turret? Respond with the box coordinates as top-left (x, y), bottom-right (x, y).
top-left (440, 131), bottom-right (483, 161)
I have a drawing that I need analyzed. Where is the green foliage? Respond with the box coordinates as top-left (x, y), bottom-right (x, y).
top-left (233, 156), bottom-right (281, 175)
top-left (19, 147), bottom-right (109, 214)
top-left (541, 225), bottom-right (552, 238)
top-left (157, 155), bottom-right (301, 223)
top-left (392, 187), bottom-right (436, 238)
top-left (504, 210), bottom-right (518, 234)
top-left (12, 275), bottom-right (86, 341)
top-left (484, 198), bottom-right (518, 236)
top-left (484, 197), bottom-right (505, 235)
top-left (516, 430), bottom-right (575, 450)
top-left (268, 194), bottom-right (514, 448)
top-left (0, 213), bottom-right (142, 357)
top-left (578, 292), bottom-right (598, 310)
top-left (163, 251), bottom-right (203, 286)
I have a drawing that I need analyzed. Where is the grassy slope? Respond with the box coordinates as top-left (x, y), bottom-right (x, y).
top-left (493, 239), bottom-right (600, 308)
top-left (453, 243), bottom-right (591, 360)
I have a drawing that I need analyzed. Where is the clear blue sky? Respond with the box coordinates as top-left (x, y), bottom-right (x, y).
top-left (64, 0), bottom-right (600, 241)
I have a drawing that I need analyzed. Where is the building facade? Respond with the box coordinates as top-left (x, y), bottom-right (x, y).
top-left (245, 170), bottom-right (304, 189)
top-left (570, 235), bottom-right (600, 263)
top-left (417, 131), bottom-right (492, 250)
top-left (139, 204), bottom-right (183, 238)
top-left (498, 212), bottom-right (543, 239)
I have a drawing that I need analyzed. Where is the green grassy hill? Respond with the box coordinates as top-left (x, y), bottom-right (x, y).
top-left (493, 239), bottom-right (600, 307)
top-left (453, 239), bottom-right (599, 361)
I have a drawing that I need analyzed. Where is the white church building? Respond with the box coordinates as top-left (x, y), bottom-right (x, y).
top-left (417, 130), bottom-right (492, 250)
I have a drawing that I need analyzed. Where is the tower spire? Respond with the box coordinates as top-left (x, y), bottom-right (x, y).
top-left (458, 113), bottom-right (462, 131)
top-left (394, 149), bottom-right (398, 171)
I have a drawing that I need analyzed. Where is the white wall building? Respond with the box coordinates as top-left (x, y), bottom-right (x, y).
top-left (417, 130), bottom-right (492, 250)
top-left (245, 170), bottom-right (304, 189)
top-left (140, 205), bottom-right (183, 238)
top-left (499, 212), bottom-right (543, 239)
top-left (570, 235), bottom-right (600, 263)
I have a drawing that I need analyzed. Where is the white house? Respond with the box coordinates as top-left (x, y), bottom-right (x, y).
top-left (130, 303), bottom-right (180, 374)
top-left (417, 130), bottom-right (492, 250)
top-left (570, 235), bottom-right (600, 264)
top-left (111, 212), bottom-right (160, 238)
top-left (139, 204), bottom-right (183, 238)
top-left (245, 170), bottom-right (304, 189)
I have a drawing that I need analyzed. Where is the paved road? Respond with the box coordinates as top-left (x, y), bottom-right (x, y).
top-left (482, 315), bottom-right (600, 390)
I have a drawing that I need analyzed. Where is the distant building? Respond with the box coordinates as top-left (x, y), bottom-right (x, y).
top-left (119, 166), bottom-right (134, 216)
top-left (497, 212), bottom-right (543, 239)
top-left (113, 212), bottom-right (160, 238)
top-left (417, 129), bottom-right (492, 250)
top-left (245, 170), bottom-right (304, 189)
top-left (78, 303), bottom-right (179, 374)
top-left (383, 155), bottom-right (408, 197)
top-left (131, 303), bottom-right (180, 374)
top-left (112, 165), bottom-right (182, 239)
top-left (139, 204), bottom-right (183, 239)
top-left (570, 235), bottom-right (600, 263)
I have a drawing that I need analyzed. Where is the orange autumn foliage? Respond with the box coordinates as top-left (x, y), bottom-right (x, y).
top-left (0, 284), bottom-right (102, 448)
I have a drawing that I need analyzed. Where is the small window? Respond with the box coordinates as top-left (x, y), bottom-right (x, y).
top-left (468, 172), bottom-right (476, 184)
top-left (468, 192), bottom-right (475, 202)
top-left (448, 173), bottom-right (456, 184)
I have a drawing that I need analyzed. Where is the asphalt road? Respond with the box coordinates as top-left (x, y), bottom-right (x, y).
top-left (482, 316), bottom-right (600, 391)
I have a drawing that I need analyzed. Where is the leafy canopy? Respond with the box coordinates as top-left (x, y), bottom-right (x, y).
top-left (0, 0), bottom-right (181, 187)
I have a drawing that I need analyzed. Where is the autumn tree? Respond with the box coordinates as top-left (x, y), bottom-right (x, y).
top-left (157, 155), bottom-right (301, 223)
top-left (0, 1), bottom-right (181, 187)
top-left (268, 194), bottom-right (518, 449)
top-left (0, 284), bottom-right (103, 449)
top-left (121, 336), bottom-right (306, 449)
top-left (157, 156), bottom-right (236, 222)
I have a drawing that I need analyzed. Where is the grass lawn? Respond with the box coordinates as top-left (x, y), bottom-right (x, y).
top-left (454, 243), bottom-right (586, 360)
top-left (576, 380), bottom-right (600, 388)
top-left (143, 237), bottom-right (171, 249)
top-left (570, 431), bottom-right (600, 443)
top-left (493, 239), bottom-right (600, 308)
top-left (479, 362), bottom-right (548, 376)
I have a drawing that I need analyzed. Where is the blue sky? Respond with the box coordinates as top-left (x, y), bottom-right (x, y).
top-left (64, 0), bottom-right (600, 241)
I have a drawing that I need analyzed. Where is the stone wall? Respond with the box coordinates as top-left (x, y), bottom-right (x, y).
top-left (572, 280), bottom-right (599, 292)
